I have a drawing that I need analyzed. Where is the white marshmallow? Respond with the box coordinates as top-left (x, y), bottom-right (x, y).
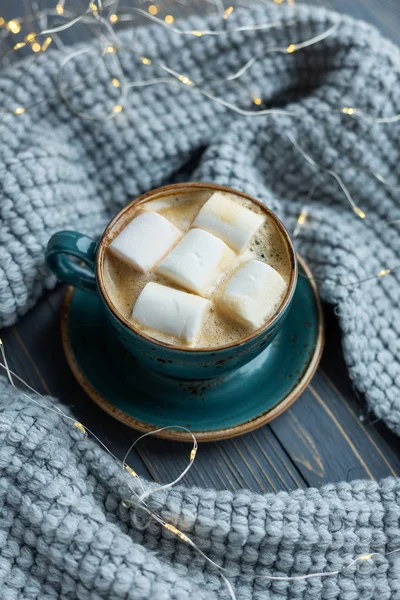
top-left (217, 260), bottom-right (287, 330)
top-left (132, 282), bottom-right (210, 344)
top-left (156, 228), bottom-right (235, 296)
top-left (109, 211), bottom-right (181, 273)
top-left (192, 192), bottom-right (266, 253)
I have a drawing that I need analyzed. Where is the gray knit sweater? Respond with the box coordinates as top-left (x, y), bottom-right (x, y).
top-left (1, 4), bottom-right (400, 598)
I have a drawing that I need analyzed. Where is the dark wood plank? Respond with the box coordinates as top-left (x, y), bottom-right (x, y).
top-left (140, 425), bottom-right (306, 492)
top-left (269, 307), bottom-right (400, 487)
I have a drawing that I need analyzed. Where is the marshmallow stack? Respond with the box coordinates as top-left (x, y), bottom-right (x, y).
top-left (108, 192), bottom-right (287, 345)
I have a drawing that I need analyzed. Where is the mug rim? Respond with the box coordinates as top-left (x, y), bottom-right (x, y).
top-left (96, 182), bottom-right (298, 353)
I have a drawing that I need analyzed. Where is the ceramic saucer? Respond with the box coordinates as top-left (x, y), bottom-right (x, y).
top-left (61, 255), bottom-right (324, 442)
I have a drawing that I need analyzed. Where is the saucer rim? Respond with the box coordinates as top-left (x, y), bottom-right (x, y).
top-left (61, 254), bottom-right (324, 442)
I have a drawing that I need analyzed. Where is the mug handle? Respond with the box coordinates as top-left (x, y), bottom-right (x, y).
top-left (46, 231), bottom-right (97, 293)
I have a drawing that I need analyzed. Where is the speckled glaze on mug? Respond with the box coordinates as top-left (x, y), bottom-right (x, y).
top-left (46, 183), bottom-right (298, 380)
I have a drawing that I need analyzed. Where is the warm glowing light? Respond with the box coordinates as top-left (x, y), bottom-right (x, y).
top-left (297, 209), bottom-right (308, 225)
top-left (14, 107), bottom-right (25, 115)
top-left (342, 107), bottom-right (355, 115)
top-left (124, 464), bottom-right (138, 477)
top-left (253, 97), bottom-right (262, 106)
top-left (13, 42), bottom-right (26, 50)
top-left (274, 0), bottom-right (284, 3)
top-left (31, 42), bottom-right (41, 53)
top-left (113, 104), bottom-right (123, 113)
top-left (141, 56), bottom-right (152, 65)
top-left (106, 45), bottom-right (116, 53)
top-left (178, 75), bottom-right (193, 85)
top-left (377, 269), bottom-right (391, 277)
top-left (74, 421), bottom-right (88, 438)
top-left (190, 448), bottom-right (197, 461)
top-left (25, 32), bottom-right (36, 42)
top-left (109, 13), bottom-right (118, 24)
top-left (148, 4), bottom-right (158, 15)
top-left (164, 15), bottom-right (174, 24)
top-left (112, 78), bottom-right (120, 87)
top-left (359, 554), bottom-right (374, 561)
top-left (192, 30), bottom-right (203, 37)
top-left (353, 206), bottom-right (366, 219)
top-left (164, 523), bottom-right (189, 541)
top-left (41, 37), bottom-right (52, 51)
top-left (89, 2), bottom-right (98, 13)
top-left (7, 19), bottom-right (21, 34)
top-left (0, 17), bottom-right (5, 27)
top-left (224, 6), bottom-right (234, 18)
top-left (287, 44), bottom-right (296, 53)
top-left (56, 3), bottom-right (64, 15)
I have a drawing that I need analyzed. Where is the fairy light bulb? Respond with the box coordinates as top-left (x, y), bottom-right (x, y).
top-left (56, 3), bottom-right (64, 15)
top-left (343, 107), bottom-right (355, 115)
top-left (353, 205), bottom-right (366, 219)
top-left (192, 30), bottom-right (203, 37)
top-left (41, 37), bottom-right (52, 51)
top-left (377, 269), bottom-right (391, 277)
top-left (164, 15), bottom-right (174, 24)
top-left (89, 2), bottom-right (98, 13)
top-left (7, 19), bottom-right (21, 34)
top-left (359, 553), bottom-right (374, 561)
top-left (164, 523), bottom-right (189, 542)
top-left (31, 42), bottom-right (41, 53)
top-left (13, 107), bottom-right (25, 115)
top-left (0, 17), bottom-right (5, 27)
top-left (190, 448), bottom-right (197, 461)
top-left (224, 6), bottom-right (234, 18)
top-left (141, 56), bottom-right (152, 65)
top-left (178, 75), bottom-right (193, 85)
top-left (106, 45), bottom-right (116, 53)
top-left (111, 78), bottom-right (120, 87)
top-left (74, 421), bottom-right (88, 438)
top-left (253, 97), bottom-right (262, 106)
top-left (148, 4), bottom-right (158, 15)
top-left (25, 32), bottom-right (36, 42)
top-left (124, 464), bottom-right (138, 477)
top-left (113, 104), bottom-right (123, 113)
top-left (109, 14), bottom-right (118, 24)
top-left (297, 208), bottom-right (308, 225)
top-left (287, 44), bottom-right (296, 53)
top-left (13, 42), bottom-right (26, 50)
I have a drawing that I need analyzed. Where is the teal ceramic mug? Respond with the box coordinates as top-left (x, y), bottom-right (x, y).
top-left (46, 183), bottom-right (298, 380)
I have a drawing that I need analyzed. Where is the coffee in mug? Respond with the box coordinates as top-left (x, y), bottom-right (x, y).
top-left (103, 189), bottom-right (291, 349)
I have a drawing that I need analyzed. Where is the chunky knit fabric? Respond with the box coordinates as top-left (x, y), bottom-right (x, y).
top-left (2, 379), bottom-right (400, 600)
top-left (1, 4), bottom-right (400, 598)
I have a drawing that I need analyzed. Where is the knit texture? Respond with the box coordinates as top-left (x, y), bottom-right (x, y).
top-left (2, 379), bottom-right (400, 600)
top-left (0, 4), bottom-right (400, 598)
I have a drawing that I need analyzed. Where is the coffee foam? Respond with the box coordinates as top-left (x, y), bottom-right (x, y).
top-left (102, 190), bottom-right (291, 348)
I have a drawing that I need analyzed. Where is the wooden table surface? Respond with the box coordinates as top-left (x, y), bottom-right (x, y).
top-left (1, 0), bottom-right (399, 494)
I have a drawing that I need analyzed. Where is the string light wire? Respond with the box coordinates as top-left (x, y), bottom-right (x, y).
top-left (287, 132), bottom-right (366, 218)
